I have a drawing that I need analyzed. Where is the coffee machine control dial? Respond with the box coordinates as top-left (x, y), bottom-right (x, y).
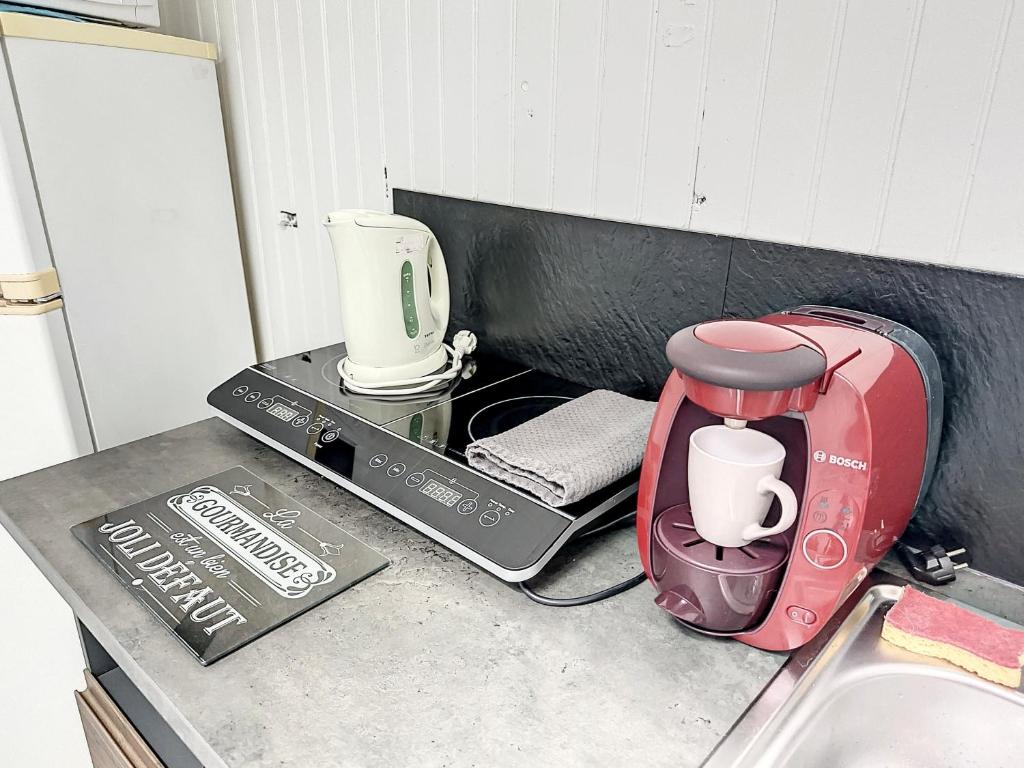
top-left (802, 529), bottom-right (848, 569)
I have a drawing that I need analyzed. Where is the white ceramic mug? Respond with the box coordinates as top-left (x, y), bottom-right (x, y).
top-left (688, 425), bottom-right (798, 547)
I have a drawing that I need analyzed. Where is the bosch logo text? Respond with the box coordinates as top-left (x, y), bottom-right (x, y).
top-left (813, 451), bottom-right (867, 471)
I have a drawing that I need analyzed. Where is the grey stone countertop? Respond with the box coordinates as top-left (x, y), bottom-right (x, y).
top-left (0, 418), bottom-right (785, 768)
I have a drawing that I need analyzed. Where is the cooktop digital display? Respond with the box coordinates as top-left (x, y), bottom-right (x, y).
top-left (268, 403), bottom-right (300, 422)
top-left (419, 478), bottom-right (462, 507)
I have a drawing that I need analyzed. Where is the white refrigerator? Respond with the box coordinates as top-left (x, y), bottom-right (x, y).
top-left (0, 12), bottom-right (255, 480)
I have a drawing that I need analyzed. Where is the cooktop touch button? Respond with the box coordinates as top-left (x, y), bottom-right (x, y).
top-left (368, 454), bottom-right (388, 468)
top-left (479, 509), bottom-right (501, 527)
top-left (802, 529), bottom-right (847, 570)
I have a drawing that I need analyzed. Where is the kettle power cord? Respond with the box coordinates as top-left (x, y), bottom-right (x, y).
top-left (518, 509), bottom-right (647, 607)
top-left (339, 330), bottom-right (478, 396)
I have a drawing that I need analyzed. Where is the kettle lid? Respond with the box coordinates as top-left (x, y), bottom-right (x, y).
top-left (324, 209), bottom-right (431, 233)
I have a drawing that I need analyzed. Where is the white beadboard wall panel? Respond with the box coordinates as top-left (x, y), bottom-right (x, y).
top-left (348, 0), bottom-right (390, 211)
top-left (743, 0), bottom-right (843, 244)
top-left (474, 0), bottom-right (514, 203)
top-left (440, 0), bottom-right (477, 196)
top-left (592, 0), bottom-right (657, 221)
top-left (408, 0), bottom-right (444, 195)
top-left (229, 0), bottom-right (293, 357)
top-left (211, 0), bottom-right (274, 357)
top-left (549, 0), bottom-right (604, 216)
top-left (322, 0), bottom-right (365, 210)
top-left (876, 1), bottom-right (1011, 261)
top-left (253, 0), bottom-right (311, 348)
top-left (160, 0), bottom-right (1024, 357)
top-left (275, 3), bottom-right (331, 348)
top-left (688, 0), bottom-right (775, 236)
top-left (957, 2), bottom-right (1024, 272)
top-left (639, 0), bottom-right (711, 228)
top-left (511, 0), bottom-right (557, 209)
top-left (297, 0), bottom-right (346, 348)
top-left (807, 0), bottom-right (920, 255)
top-left (378, 0), bottom-right (413, 191)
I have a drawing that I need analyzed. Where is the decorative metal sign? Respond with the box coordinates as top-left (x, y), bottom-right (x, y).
top-left (72, 466), bottom-right (388, 665)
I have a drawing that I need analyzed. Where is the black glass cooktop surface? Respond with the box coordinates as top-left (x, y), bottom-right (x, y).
top-left (383, 369), bottom-right (593, 460)
top-left (210, 342), bottom-right (640, 578)
top-left (253, 343), bottom-right (528, 426)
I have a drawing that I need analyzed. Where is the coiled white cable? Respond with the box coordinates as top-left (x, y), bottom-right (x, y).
top-left (338, 330), bottom-right (478, 396)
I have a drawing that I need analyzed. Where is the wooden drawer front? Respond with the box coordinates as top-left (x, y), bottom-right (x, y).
top-left (75, 671), bottom-right (164, 768)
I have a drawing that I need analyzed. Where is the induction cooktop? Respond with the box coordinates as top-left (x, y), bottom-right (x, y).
top-left (208, 343), bottom-right (638, 581)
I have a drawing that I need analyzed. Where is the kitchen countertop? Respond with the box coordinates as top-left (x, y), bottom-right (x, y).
top-left (0, 418), bottom-right (786, 768)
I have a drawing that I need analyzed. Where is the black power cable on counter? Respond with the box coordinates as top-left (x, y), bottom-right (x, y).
top-left (517, 509), bottom-right (647, 606)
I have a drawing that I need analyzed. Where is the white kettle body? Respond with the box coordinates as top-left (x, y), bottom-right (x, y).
top-left (324, 210), bottom-right (451, 385)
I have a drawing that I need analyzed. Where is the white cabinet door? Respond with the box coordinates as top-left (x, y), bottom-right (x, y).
top-left (0, 525), bottom-right (90, 768)
top-left (5, 37), bottom-right (255, 450)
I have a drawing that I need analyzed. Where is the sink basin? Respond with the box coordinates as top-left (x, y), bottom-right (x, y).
top-left (705, 581), bottom-right (1024, 768)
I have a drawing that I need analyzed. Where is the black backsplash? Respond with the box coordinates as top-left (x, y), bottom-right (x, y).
top-left (395, 190), bottom-right (1024, 585)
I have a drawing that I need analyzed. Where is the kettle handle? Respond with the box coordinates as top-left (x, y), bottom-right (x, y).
top-left (426, 235), bottom-right (450, 334)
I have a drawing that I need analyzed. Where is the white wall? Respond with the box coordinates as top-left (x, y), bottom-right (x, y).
top-left (158, 0), bottom-right (1024, 361)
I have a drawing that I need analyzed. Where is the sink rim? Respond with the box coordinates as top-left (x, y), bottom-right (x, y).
top-left (703, 573), bottom-right (1024, 767)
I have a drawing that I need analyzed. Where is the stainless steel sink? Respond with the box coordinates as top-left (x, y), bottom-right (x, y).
top-left (705, 580), bottom-right (1024, 768)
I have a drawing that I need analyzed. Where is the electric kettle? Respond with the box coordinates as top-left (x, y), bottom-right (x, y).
top-left (324, 210), bottom-right (466, 393)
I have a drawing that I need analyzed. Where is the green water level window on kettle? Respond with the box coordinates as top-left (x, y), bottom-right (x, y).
top-left (409, 413), bottom-right (423, 442)
top-left (400, 260), bottom-right (419, 339)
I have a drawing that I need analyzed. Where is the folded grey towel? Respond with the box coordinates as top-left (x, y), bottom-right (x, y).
top-left (465, 389), bottom-right (657, 507)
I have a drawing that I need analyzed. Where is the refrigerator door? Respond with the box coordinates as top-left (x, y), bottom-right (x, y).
top-left (0, 50), bottom-right (92, 480)
top-left (4, 28), bottom-right (255, 450)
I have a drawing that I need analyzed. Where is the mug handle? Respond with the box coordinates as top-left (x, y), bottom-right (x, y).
top-left (741, 476), bottom-right (799, 542)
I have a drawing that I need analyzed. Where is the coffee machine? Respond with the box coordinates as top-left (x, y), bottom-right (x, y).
top-left (636, 306), bottom-right (943, 651)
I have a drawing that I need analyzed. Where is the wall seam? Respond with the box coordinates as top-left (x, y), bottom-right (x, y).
top-left (545, 0), bottom-right (560, 210)
top-left (294, 0), bottom-right (331, 341)
top-left (870, 0), bottom-right (925, 256)
top-left (372, 0), bottom-right (389, 201)
top-left (404, 0), bottom-right (417, 190)
top-left (634, 0), bottom-right (661, 222)
top-left (803, 0), bottom-right (849, 245)
top-left (508, 0), bottom-right (518, 203)
top-left (226, 0), bottom-right (272, 360)
top-left (740, 0), bottom-right (778, 234)
top-left (588, 0), bottom-right (610, 217)
top-left (438, 0), bottom-right (446, 194)
top-left (471, 0), bottom-right (480, 199)
top-left (948, 0), bottom-right (1015, 264)
top-left (271, 1), bottom-right (310, 344)
top-left (250, 0), bottom-right (293, 348)
top-left (686, 0), bottom-right (715, 228)
top-left (320, 0), bottom-right (339, 204)
top-left (344, 1), bottom-right (364, 206)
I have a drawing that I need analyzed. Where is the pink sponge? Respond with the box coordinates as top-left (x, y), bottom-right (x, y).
top-left (882, 586), bottom-right (1024, 688)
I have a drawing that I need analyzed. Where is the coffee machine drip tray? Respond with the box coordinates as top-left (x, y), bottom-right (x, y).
top-left (208, 343), bottom-right (638, 582)
top-left (652, 504), bottom-right (788, 633)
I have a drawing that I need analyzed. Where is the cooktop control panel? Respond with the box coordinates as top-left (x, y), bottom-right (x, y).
top-left (209, 371), bottom-right (572, 577)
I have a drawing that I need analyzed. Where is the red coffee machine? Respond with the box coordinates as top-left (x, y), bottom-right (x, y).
top-left (637, 306), bottom-right (943, 651)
